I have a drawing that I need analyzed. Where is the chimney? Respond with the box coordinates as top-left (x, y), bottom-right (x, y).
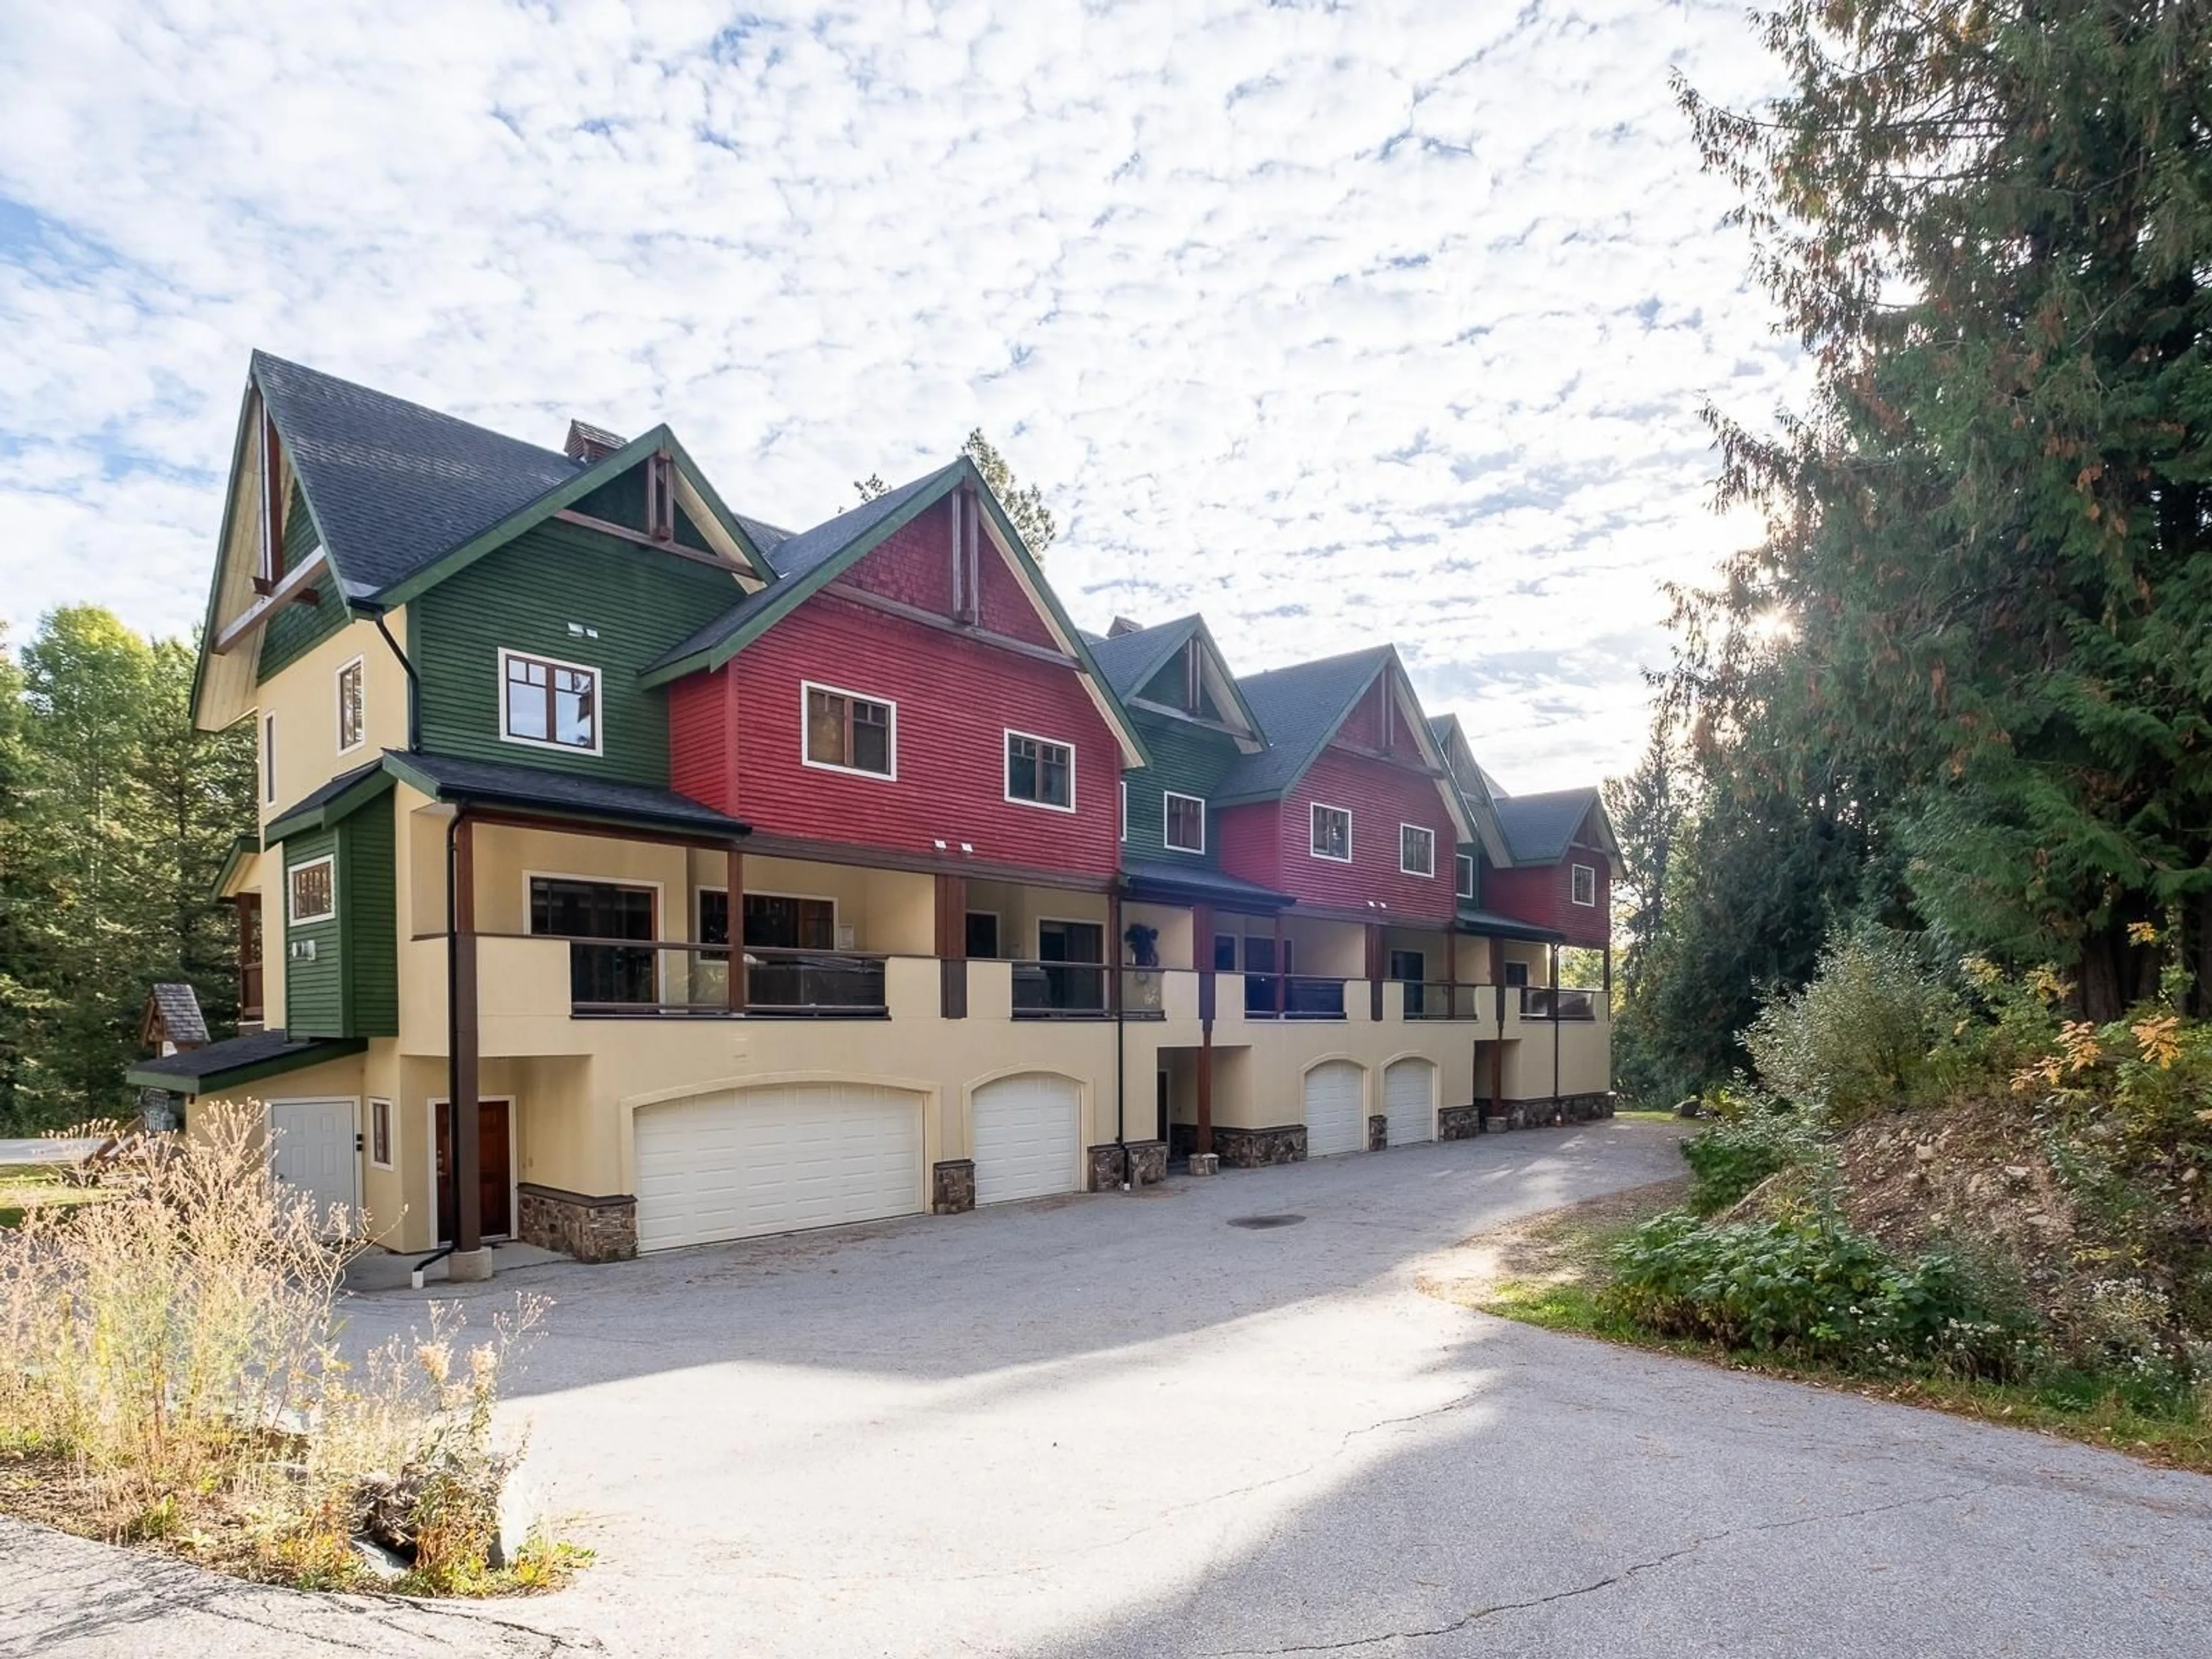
top-left (1107, 616), bottom-right (1146, 638)
top-left (565, 419), bottom-right (627, 465)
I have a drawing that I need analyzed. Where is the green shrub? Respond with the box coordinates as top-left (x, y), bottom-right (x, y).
top-left (1680, 1103), bottom-right (1814, 1214)
top-left (1605, 1210), bottom-right (2031, 1377)
top-left (1743, 929), bottom-right (1963, 1121)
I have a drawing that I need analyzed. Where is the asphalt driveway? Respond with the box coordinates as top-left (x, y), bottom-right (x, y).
top-left (7, 1120), bottom-right (2211, 1657)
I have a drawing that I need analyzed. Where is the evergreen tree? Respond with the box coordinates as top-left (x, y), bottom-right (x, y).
top-left (1672, 2), bottom-right (2212, 1020)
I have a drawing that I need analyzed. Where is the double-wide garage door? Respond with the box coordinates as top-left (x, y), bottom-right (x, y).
top-left (1304, 1060), bottom-right (1367, 1157)
top-left (973, 1074), bottom-right (1082, 1204)
top-left (635, 1082), bottom-right (923, 1252)
top-left (1385, 1059), bottom-right (1437, 1146)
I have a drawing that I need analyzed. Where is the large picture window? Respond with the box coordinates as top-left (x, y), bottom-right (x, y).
top-left (1164, 791), bottom-right (1206, 854)
top-left (287, 855), bottom-right (335, 926)
top-left (1571, 862), bottom-right (1599, 907)
top-left (1400, 823), bottom-right (1435, 877)
top-left (501, 650), bottom-right (600, 753)
top-left (803, 683), bottom-right (894, 777)
top-left (1005, 730), bottom-right (1074, 811)
top-left (1310, 802), bottom-right (1352, 862)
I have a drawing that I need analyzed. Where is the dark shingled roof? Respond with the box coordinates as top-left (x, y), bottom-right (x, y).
top-left (1455, 906), bottom-right (1565, 944)
top-left (145, 984), bottom-right (209, 1047)
top-left (265, 756), bottom-right (388, 839)
top-left (253, 352), bottom-right (582, 600)
top-left (1215, 646), bottom-right (1393, 804)
top-left (1494, 789), bottom-right (1601, 864)
top-left (125, 1029), bottom-right (365, 1094)
top-left (647, 462), bottom-right (964, 676)
top-left (385, 749), bottom-right (751, 839)
top-left (1121, 857), bottom-right (1293, 912)
top-left (1087, 616), bottom-right (1200, 702)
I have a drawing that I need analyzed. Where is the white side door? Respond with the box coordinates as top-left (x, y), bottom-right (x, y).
top-left (1303, 1060), bottom-right (1366, 1157)
top-left (973, 1074), bottom-right (1082, 1204)
top-left (268, 1099), bottom-right (359, 1232)
top-left (1385, 1059), bottom-right (1437, 1146)
top-left (634, 1082), bottom-right (923, 1252)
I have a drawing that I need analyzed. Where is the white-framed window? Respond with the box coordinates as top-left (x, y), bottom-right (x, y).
top-left (1310, 802), bottom-right (1352, 862)
top-left (1400, 823), bottom-right (1435, 877)
top-left (1005, 729), bottom-right (1075, 811)
top-left (802, 680), bottom-right (895, 778)
top-left (1456, 853), bottom-right (1476, 901)
top-left (1571, 862), bottom-right (1599, 907)
top-left (1120, 781), bottom-right (1128, 841)
top-left (1164, 790), bottom-right (1206, 854)
top-left (287, 854), bottom-right (336, 926)
top-left (368, 1097), bottom-right (393, 1169)
top-left (499, 648), bottom-right (600, 753)
top-left (263, 714), bottom-right (277, 804)
top-left (336, 656), bottom-right (366, 754)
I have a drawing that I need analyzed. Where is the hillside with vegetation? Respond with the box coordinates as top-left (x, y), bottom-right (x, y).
top-left (1561, 2), bottom-right (2212, 1450)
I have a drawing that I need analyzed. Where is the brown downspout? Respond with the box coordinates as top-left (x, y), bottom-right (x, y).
top-left (1550, 941), bottom-right (1562, 1116)
top-left (447, 809), bottom-right (482, 1255)
top-left (725, 846), bottom-right (746, 1013)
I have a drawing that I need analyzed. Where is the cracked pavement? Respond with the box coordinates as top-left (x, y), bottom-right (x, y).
top-left (8, 1120), bottom-right (2211, 1657)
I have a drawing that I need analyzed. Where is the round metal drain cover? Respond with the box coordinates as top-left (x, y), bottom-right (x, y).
top-left (1227, 1214), bottom-right (1306, 1230)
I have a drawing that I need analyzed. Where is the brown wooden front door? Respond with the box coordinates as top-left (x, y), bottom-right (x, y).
top-left (435, 1098), bottom-right (513, 1243)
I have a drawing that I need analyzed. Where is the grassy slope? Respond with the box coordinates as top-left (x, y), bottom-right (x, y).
top-left (1422, 1162), bottom-right (2212, 1475)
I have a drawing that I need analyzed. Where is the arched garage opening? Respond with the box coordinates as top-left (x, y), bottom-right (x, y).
top-left (972, 1073), bottom-right (1083, 1204)
top-left (1302, 1059), bottom-right (1367, 1158)
top-left (1384, 1058), bottom-right (1437, 1146)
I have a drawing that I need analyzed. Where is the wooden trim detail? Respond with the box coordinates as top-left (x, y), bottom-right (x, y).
top-left (823, 581), bottom-right (1079, 669)
top-left (550, 508), bottom-right (754, 576)
top-left (212, 548), bottom-right (331, 654)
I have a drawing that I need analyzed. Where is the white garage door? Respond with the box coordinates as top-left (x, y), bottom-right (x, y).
top-left (268, 1099), bottom-right (358, 1233)
top-left (973, 1074), bottom-right (1082, 1205)
top-left (634, 1082), bottom-right (922, 1252)
top-left (1385, 1059), bottom-right (1437, 1146)
top-left (1303, 1060), bottom-right (1366, 1157)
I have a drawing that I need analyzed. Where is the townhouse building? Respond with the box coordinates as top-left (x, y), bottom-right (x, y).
top-left (132, 354), bottom-right (1619, 1276)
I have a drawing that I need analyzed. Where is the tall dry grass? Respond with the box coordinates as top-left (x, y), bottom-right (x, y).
top-left (0, 1102), bottom-right (558, 1591)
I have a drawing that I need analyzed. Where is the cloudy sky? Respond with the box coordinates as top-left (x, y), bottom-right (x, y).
top-left (0, 1), bottom-right (1792, 793)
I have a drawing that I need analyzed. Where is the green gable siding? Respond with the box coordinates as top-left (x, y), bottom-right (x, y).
top-left (343, 794), bottom-right (398, 1036)
top-left (1122, 715), bottom-right (1241, 865)
top-left (258, 482), bottom-right (347, 679)
top-left (1137, 656), bottom-right (1222, 722)
top-left (412, 518), bottom-right (743, 786)
top-left (278, 794), bottom-right (397, 1040)
top-left (281, 825), bottom-right (343, 1036)
top-left (573, 462), bottom-right (715, 553)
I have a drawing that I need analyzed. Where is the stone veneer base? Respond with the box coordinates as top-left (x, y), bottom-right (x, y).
top-left (1438, 1104), bottom-right (1483, 1141)
top-left (1479, 1093), bottom-right (1619, 1132)
top-left (931, 1158), bottom-right (976, 1214)
top-left (1212, 1123), bottom-right (1308, 1168)
top-left (1088, 1139), bottom-right (1168, 1192)
top-left (1366, 1114), bottom-right (1389, 1152)
top-left (516, 1183), bottom-right (638, 1264)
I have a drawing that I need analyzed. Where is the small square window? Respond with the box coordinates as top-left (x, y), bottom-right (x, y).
top-left (369, 1098), bottom-right (393, 1168)
top-left (1400, 824), bottom-right (1435, 877)
top-left (1006, 731), bottom-right (1074, 810)
top-left (1571, 863), bottom-right (1599, 907)
top-left (287, 855), bottom-right (335, 926)
top-left (1310, 803), bottom-right (1351, 862)
top-left (1456, 853), bottom-right (1476, 901)
top-left (804, 683), bottom-right (895, 777)
top-left (1164, 791), bottom-right (1205, 854)
top-left (501, 650), bottom-right (599, 752)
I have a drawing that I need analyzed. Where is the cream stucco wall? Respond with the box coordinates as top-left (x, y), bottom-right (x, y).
top-left (255, 612), bottom-right (411, 836)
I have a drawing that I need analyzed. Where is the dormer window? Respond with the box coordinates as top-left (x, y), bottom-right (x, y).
top-left (501, 649), bottom-right (600, 753)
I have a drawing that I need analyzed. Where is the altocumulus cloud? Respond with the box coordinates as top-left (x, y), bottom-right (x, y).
top-left (0, 0), bottom-right (1793, 790)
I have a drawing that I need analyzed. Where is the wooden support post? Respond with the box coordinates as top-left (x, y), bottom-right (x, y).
top-left (725, 844), bottom-right (745, 1013)
top-left (1603, 941), bottom-right (1613, 998)
top-left (1194, 903), bottom-right (1215, 1159)
top-left (453, 814), bottom-right (482, 1256)
top-left (1366, 922), bottom-right (1384, 1022)
top-left (1551, 942), bottom-right (1562, 1107)
top-left (936, 873), bottom-right (967, 1019)
top-left (1446, 927), bottom-right (1458, 1022)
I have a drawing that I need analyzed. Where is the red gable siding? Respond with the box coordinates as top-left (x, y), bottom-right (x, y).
top-left (1213, 747), bottom-right (1454, 921)
top-left (840, 496), bottom-right (1058, 648)
top-left (668, 589), bottom-right (1120, 878)
top-left (1484, 851), bottom-right (1612, 948)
